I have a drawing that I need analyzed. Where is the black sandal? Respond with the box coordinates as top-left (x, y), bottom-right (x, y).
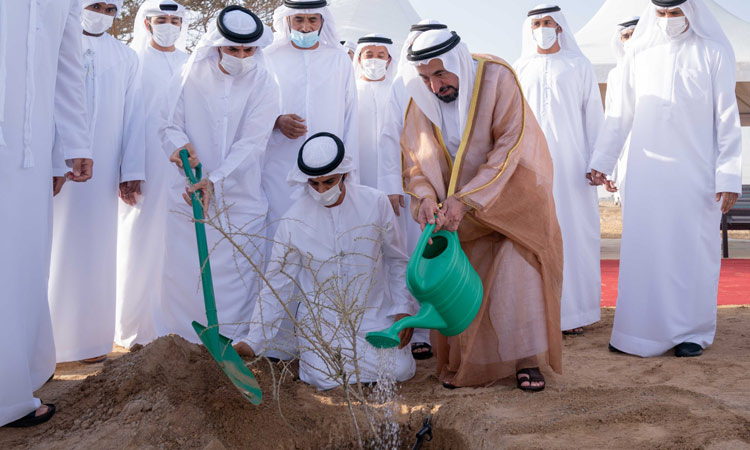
top-left (411, 342), bottom-right (433, 360)
top-left (442, 382), bottom-right (458, 389)
top-left (4, 404), bottom-right (56, 428)
top-left (562, 328), bottom-right (584, 336)
top-left (516, 368), bottom-right (545, 392)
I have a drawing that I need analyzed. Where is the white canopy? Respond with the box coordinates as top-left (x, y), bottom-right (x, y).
top-left (576, 0), bottom-right (750, 128)
top-left (327, 0), bottom-right (421, 56)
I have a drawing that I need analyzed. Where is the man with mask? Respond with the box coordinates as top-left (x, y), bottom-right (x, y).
top-left (261, 0), bottom-right (358, 359)
top-left (379, 20), bottom-right (449, 360)
top-left (514, 4), bottom-right (604, 337)
top-left (48, 0), bottom-right (145, 364)
top-left (234, 132), bottom-right (416, 390)
top-left (1, 0), bottom-right (92, 428)
top-left (116, 0), bottom-right (189, 349)
top-left (159, 5), bottom-right (280, 344)
top-left (605, 16), bottom-right (639, 205)
top-left (402, 28), bottom-right (563, 391)
top-left (588, 0), bottom-right (743, 358)
top-left (353, 34), bottom-right (395, 189)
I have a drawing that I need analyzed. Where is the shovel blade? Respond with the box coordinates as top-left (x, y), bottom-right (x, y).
top-left (192, 321), bottom-right (262, 405)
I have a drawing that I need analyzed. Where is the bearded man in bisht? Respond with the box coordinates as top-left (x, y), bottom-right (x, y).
top-left (261, 0), bottom-right (358, 359)
top-left (378, 20), bottom-right (449, 360)
top-left (159, 6), bottom-right (280, 344)
top-left (401, 28), bottom-right (563, 391)
top-left (353, 34), bottom-right (396, 189)
top-left (48, 0), bottom-right (146, 365)
top-left (588, 0), bottom-right (743, 358)
top-left (605, 16), bottom-right (639, 205)
top-left (1, 0), bottom-right (92, 428)
top-left (115, 0), bottom-right (189, 349)
top-left (235, 132), bottom-right (416, 390)
top-left (514, 4), bottom-right (604, 337)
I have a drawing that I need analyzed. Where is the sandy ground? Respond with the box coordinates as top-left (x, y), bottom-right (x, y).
top-left (2, 307), bottom-right (750, 450)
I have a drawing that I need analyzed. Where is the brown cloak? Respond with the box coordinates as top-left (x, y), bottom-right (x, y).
top-left (401, 54), bottom-right (563, 386)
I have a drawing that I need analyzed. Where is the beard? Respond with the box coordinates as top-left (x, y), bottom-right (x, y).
top-left (435, 85), bottom-right (459, 103)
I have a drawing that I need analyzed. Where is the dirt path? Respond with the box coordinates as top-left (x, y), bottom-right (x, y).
top-left (2, 307), bottom-right (749, 449)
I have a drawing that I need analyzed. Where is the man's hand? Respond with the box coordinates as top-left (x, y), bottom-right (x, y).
top-left (417, 197), bottom-right (439, 231)
top-left (394, 313), bottom-right (414, 350)
top-left (119, 180), bottom-right (142, 206)
top-left (604, 179), bottom-right (618, 193)
top-left (388, 194), bottom-right (405, 216)
top-left (169, 142), bottom-right (199, 169)
top-left (182, 179), bottom-right (214, 212)
top-left (586, 169), bottom-right (608, 186)
top-left (716, 192), bottom-right (739, 214)
top-left (275, 114), bottom-right (307, 140)
top-left (437, 196), bottom-right (468, 232)
top-left (66, 158), bottom-right (93, 182)
top-left (234, 341), bottom-right (256, 358)
top-left (52, 176), bottom-right (66, 197)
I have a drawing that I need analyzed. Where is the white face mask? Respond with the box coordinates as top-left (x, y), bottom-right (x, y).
top-left (533, 26), bottom-right (558, 50)
top-left (81, 9), bottom-right (115, 35)
top-left (361, 58), bottom-right (388, 81)
top-left (307, 180), bottom-right (342, 206)
top-left (657, 16), bottom-right (688, 38)
top-left (219, 52), bottom-right (256, 76)
top-left (151, 23), bottom-right (181, 48)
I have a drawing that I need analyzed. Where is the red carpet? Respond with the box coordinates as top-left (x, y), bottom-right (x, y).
top-left (600, 259), bottom-right (750, 307)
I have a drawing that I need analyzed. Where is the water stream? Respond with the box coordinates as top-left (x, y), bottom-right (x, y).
top-left (368, 348), bottom-right (400, 450)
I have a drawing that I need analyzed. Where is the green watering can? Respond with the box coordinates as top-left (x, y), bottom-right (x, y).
top-left (179, 149), bottom-right (262, 405)
top-left (365, 221), bottom-right (483, 349)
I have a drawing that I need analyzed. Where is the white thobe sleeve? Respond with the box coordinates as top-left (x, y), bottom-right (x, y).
top-left (342, 62), bottom-right (360, 183)
top-left (119, 54), bottom-right (146, 182)
top-left (589, 55), bottom-right (636, 175)
top-left (53, 0), bottom-right (91, 164)
top-left (582, 61), bottom-right (605, 161)
top-left (160, 88), bottom-right (189, 161)
top-left (379, 196), bottom-right (418, 319)
top-left (208, 75), bottom-right (281, 187)
top-left (243, 222), bottom-right (302, 354)
top-left (377, 79), bottom-right (406, 196)
top-left (711, 49), bottom-right (743, 194)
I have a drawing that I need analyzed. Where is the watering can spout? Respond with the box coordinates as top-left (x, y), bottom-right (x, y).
top-left (365, 303), bottom-right (448, 349)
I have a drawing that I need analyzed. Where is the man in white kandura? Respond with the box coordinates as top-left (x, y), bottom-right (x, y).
top-left (605, 16), bottom-right (639, 205)
top-left (1, 0), bottom-right (92, 428)
top-left (115, 0), bottom-right (189, 349)
top-left (235, 132), bottom-right (416, 390)
top-left (514, 4), bottom-right (604, 336)
top-left (588, 0), bottom-right (743, 358)
top-left (379, 20), bottom-right (449, 360)
top-left (263, 0), bottom-right (359, 236)
top-left (262, 0), bottom-right (359, 359)
top-left (49, 0), bottom-right (145, 364)
top-left (159, 5), bottom-right (280, 344)
top-left (353, 33), bottom-right (396, 189)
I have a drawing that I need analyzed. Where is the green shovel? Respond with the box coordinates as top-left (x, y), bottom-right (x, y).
top-left (179, 149), bottom-right (262, 405)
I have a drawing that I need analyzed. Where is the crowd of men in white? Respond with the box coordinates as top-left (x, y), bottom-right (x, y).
top-left (1, 0), bottom-right (742, 427)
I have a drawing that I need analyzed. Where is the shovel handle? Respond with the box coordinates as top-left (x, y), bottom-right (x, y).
top-left (179, 149), bottom-right (202, 185)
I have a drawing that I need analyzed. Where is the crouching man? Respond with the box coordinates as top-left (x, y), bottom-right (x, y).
top-left (235, 132), bottom-right (416, 390)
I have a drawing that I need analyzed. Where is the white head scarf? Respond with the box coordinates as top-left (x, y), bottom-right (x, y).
top-left (403, 28), bottom-right (476, 137)
top-left (627, 0), bottom-right (734, 63)
top-left (396, 19), bottom-right (447, 79)
top-left (341, 40), bottom-right (357, 54)
top-left (82, 0), bottom-right (124, 15)
top-left (287, 132), bottom-right (356, 187)
top-left (167, 6), bottom-right (273, 122)
top-left (352, 34), bottom-right (396, 82)
top-left (131, 0), bottom-right (188, 55)
top-left (611, 16), bottom-right (640, 63)
top-left (268, 0), bottom-right (342, 53)
top-left (520, 4), bottom-right (584, 59)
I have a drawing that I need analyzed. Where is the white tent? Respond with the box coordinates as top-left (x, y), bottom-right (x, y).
top-left (328, 0), bottom-right (421, 56)
top-left (576, 0), bottom-right (750, 184)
